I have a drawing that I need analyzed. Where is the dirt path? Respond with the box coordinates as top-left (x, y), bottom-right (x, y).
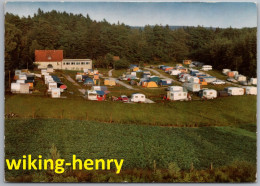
top-left (117, 80), bottom-right (137, 90)
top-left (63, 74), bottom-right (86, 94)
top-left (108, 69), bottom-right (138, 90)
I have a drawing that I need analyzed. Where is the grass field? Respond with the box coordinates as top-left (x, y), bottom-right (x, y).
top-left (205, 70), bottom-right (228, 80)
top-left (5, 94), bottom-right (256, 127)
top-left (5, 119), bottom-right (256, 178)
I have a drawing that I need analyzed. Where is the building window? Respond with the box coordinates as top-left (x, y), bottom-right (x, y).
top-left (81, 62), bottom-right (85, 65)
top-left (71, 62), bottom-right (75, 65)
top-left (86, 62), bottom-right (89, 65)
top-left (63, 62), bottom-right (65, 65)
top-left (66, 62), bottom-right (70, 65)
top-left (76, 62), bottom-right (80, 65)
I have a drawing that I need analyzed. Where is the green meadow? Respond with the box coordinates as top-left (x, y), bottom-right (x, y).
top-left (5, 94), bottom-right (256, 127)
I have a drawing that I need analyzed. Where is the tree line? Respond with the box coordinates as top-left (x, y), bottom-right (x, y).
top-left (5, 9), bottom-right (256, 77)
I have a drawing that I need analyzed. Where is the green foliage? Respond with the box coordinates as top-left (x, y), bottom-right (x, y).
top-left (115, 58), bottom-right (130, 69)
top-left (5, 10), bottom-right (256, 80)
top-left (5, 118), bottom-right (256, 180)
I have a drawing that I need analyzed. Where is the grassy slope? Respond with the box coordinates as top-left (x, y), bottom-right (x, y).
top-left (5, 119), bottom-right (256, 178)
top-left (5, 94), bottom-right (256, 127)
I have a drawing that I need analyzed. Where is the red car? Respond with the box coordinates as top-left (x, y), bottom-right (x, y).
top-left (117, 95), bottom-right (129, 102)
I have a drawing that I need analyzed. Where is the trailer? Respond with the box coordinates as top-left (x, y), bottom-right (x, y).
top-left (167, 91), bottom-right (188, 101)
top-left (190, 69), bottom-right (199, 76)
top-left (169, 69), bottom-right (181, 76)
top-left (11, 83), bottom-right (30, 94)
top-left (189, 77), bottom-right (200, 84)
top-left (184, 83), bottom-right (201, 92)
top-left (250, 78), bottom-right (257, 85)
top-left (203, 76), bottom-right (217, 83)
top-left (130, 93), bottom-right (146, 103)
top-left (225, 87), bottom-right (244, 96)
top-left (222, 69), bottom-right (231, 75)
top-left (236, 75), bottom-right (247, 82)
top-left (199, 89), bottom-right (217, 99)
top-left (243, 86), bottom-right (257, 95)
top-left (51, 88), bottom-right (61, 98)
top-left (201, 65), bottom-right (212, 71)
top-left (168, 86), bottom-right (184, 92)
top-left (48, 82), bottom-right (57, 91)
top-left (87, 90), bottom-right (98, 100)
top-left (160, 79), bottom-right (172, 86)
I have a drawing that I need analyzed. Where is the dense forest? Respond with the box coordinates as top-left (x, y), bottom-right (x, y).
top-left (5, 9), bottom-right (257, 77)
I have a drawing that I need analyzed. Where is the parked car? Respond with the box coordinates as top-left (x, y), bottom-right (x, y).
top-left (117, 95), bottom-right (129, 102)
top-left (227, 78), bottom-right (238, 83)
top-left (211, 80), bottom-right (226, 85)
top-left (239, 81), bottom-right (249, 86)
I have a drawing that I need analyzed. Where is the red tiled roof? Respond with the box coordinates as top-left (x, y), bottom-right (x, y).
top-left (35, 50), bottom-right (63, 62)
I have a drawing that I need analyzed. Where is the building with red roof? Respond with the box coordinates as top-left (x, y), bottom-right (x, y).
top-left (34, 50), bottom-right (92, 70)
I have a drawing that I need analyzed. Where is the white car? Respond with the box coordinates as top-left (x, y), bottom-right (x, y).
top-left (211, 80), bottom-right (226, 85)
top-left (227, 78), bottom-right (238, 83)
top-left (179, 78), bottom-right (186, 83)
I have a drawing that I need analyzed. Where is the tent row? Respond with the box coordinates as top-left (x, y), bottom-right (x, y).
top-left (41, 70), bottom-right (67, 98)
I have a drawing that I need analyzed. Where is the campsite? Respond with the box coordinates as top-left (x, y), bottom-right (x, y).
top-left (4, 3), bottom-right (257, 183)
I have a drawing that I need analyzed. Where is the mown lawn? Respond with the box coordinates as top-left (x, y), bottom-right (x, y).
top-left (204, 70), bottom-right (228, 80)
top-left (5, 94), bottom-right (256, 127)
top-left (5, 119), bottom-right (256, 178)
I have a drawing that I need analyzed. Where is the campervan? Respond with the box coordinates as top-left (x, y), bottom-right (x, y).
top-left (51, 88), bottom-right (61, 98)
top-left (250, 78), bottom-right (257, 85)
top-left (222, 69), bottom-right (231, 75)
top-left (199, 89), bottom-right (217, 99)
top-left (201, 65), bottom-right (212, 71)
top-left (184, 83), bottom-right (201, 92)
top-left (169, 69), bottom-right (181, 76)
top-left (167, 91), bottom-right (188, 101)
top-left (225, 87), bottom-right (244, 96)
top-left (243, 86), bottom-right (257, 95)
top-left (168, 86), bottom-right (183, 92)
top-left (130, 93), bottom-right (146, 103)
